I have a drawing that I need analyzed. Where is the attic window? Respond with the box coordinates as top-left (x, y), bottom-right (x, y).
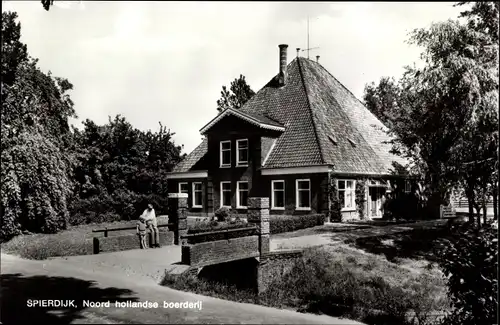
top-left (328, 135), bottom-right (337, 145)
top-left (348, 138), bottom-right (357, 147)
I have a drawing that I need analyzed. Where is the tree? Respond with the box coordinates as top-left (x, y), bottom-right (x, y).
top-left (1, 12), bottom-right (76, 239)
top-left (386, 17), bottom-right (499, 221)
top-left (456, 1), bottom-right (499, 44)
top-left (1, 12), bottom-right (28, 86)
top-left (216, 74), bottom-right (255, 112)
top-left (41, 0), bottom-right (54, 11)
top-left (362, 76), bottom-right (401, 130)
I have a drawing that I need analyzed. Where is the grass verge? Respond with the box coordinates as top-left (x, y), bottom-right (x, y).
top-left (161, 244), bottom-right (449, 325)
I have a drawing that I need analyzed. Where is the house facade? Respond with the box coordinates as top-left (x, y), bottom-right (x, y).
top-left (167, 44), bottom-right (410, 221)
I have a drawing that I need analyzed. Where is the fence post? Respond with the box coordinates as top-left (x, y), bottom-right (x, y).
top-left (247, 197), bottom-right (270, 257)
top-left (168, 193), bottom-right (188, 245)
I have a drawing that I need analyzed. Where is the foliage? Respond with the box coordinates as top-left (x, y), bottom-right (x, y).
top-left (216, 74), bottom-right (255, 112)
top-left (355, 179), bottom-right (367, 220)
top-left (328, 175), bottom-right (342, 221)
top-left (41, 0), bottom-right (54, 11)
top-left (1, 12), bottom-right (76, 240)
top-left (456, 2), bottom-right (499, 44)
top-left (269, 214), bottom-right (325, 234)
top-left (214, 207), bottom-right (231, 222)
top-left (1, 12), bottom-right (27, 86)
top-left (437, 224), bottom-right (498, 325)
top-left (363, 77), bottom-right (401, 130)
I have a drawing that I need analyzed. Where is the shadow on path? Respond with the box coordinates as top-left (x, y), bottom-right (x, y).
top-left (1, 273), bottom-right (138, 324)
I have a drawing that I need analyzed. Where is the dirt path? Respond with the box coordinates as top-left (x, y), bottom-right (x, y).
top-left (1, 253), bottom-right (364, 324)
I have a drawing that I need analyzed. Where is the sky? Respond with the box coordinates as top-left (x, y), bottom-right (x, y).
top-left (3, 1), bottom-right (465, 154)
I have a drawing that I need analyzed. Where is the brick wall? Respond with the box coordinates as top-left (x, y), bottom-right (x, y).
top-left (94, 229), bottom-right (174, 254)
top-left (181, 235), bottom-right (260, 267)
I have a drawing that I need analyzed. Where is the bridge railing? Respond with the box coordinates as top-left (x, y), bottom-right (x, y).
top-left (92, 223), bottom-right (175, 237)
top-left (180, 226), bottom-right (258, 244)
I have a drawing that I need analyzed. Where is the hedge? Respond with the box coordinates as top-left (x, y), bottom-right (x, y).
top-left (270, 214), bottom-right (325, 234)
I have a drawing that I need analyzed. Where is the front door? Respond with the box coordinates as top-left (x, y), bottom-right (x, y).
top-left (368, 187), bottom-right (386, 218)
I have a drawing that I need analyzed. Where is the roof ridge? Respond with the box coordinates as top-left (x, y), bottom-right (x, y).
top-left (296, 57), bottom-right (326, 165)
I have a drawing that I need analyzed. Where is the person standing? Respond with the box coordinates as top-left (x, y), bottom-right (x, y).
top-left (141, 203), bottom-right (160, 248)
top-left (136, 217), bottom-right (148, 249)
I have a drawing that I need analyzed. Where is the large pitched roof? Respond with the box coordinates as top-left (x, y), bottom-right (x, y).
top-left (172, 56), bottom-right (407, 175)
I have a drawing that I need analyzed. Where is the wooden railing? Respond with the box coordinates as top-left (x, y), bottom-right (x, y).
top-left (180, 226), bottom-right (258, 244)
top-left (92, 223), bottom-right (174, 237)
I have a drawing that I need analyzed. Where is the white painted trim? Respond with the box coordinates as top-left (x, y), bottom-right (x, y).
top-left (261, 165), bottom-right (331, 175)
top-left (295, 179), bottom-right (311, 210)
top-left (236, 138), bottom-right (249, 167)
top-left (220, 181), bottom-right (231, 208)
top-left (337, 179), bottom-right (356, 210)
top-left (220, 140), bottom-right (231, 168)
top-left (236, 181), bottom-right (249, 209)
top-left (271, 180), bottom-right (285, 210)
top-left (178, 182), bottom-right (188, 194)
top-left (166, 171), bottom-right (208, 179)
top-left (262, 139), bottom-right (277, 167)
top-left (200, 108), bottom-right (285, 135)
top-left (192, 182), bottom-right (203, 208)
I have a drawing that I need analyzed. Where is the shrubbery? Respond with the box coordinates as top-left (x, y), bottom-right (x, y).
top-left (214, 207), bottom-right (231, 222)
top-left (437, 223), bottom-right (498, 325)
top-left (270, 214), bottom-right (325, 234)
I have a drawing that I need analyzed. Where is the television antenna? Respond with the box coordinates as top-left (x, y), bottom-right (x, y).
top-left (302, 15), bottom-right (320, 59)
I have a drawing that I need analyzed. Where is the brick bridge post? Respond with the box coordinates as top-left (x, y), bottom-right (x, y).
top-left (247, 197), bottom-right (270, 257)
top-left (168, 193), bottom-right (188, 245)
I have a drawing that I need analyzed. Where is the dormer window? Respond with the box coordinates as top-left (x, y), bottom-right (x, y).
top-left (220, 140), bottom-right (231, 167)
top-left (236, 139), bottom-right (249, 166)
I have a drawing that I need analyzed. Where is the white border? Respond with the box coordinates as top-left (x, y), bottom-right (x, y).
top-left (220, 140), bottom-right (231, 168)
top-left (236, 139), bottom-right (249, 167)
top-left (166, 171), bottom-right (208, 179)
top-left (220, 181), bottom-right (231, 208)
top-left (236, 181), bottom-right (249, 209)
top-left (192, 182), bottom-right (203, 208)
top-left (295, 179), bottom-right (311, 211)
top-left (271, 180), bottom-right (285, 210)
top-left (261, 165), bottom-right (331, 175)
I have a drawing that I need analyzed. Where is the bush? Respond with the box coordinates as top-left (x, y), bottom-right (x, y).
top-left (270, 214), bottom-right (325, 234)
top-left (214, 207), bottom-right (231, 222)
top-left (437, 223), bottom-right (498, 325)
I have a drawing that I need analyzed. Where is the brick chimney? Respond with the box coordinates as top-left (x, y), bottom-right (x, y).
top-left (278, 44), bottom-right (288, 86)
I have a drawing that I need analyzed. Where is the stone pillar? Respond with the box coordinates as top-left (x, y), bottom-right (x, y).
top-left (247, 197), bottom-right (270, 256)
top-left (168, 193), bottom-right (188, 245)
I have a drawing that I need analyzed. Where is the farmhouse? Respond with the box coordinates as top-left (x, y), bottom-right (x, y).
top-left (167, 44), bottom-right (410, 221)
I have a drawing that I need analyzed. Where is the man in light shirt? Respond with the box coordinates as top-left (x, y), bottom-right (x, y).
top-left (141, 203), bottom-right (160, 248)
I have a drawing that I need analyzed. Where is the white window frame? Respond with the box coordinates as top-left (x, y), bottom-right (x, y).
top-left (236, 139), bottom-right (249, 167)
top-left (220, 181), bottom-right (231, 208)
top-left (295, 179), bottom-right (311, 211)
top-left (236, 181), bottom-right (249, 209)
top-left (192, 182), bottom-right (203, 208)
top-left (178, 182), bottom-right (189, 194)
top-left (338, 179), bottom-right (356, 211)
top-left (271, 180), bottom-right (285, 210)
top-left (404, 180), bottom-right (411, 193)
top-left (220, 140), bottom-right (231, 168)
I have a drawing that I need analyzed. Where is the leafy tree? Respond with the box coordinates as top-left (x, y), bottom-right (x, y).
top-left (387, 17), bottom-right (498, 220)
top-left (456, 1), bottom-right (499, 44)
top-left (41, 0), bottom-right (54, 11)
top-left (362, 76), bottom-right (401, 130)
top-left (1, 12), bottom-right (28, 86)
top-left (1, 12), bottom-right (76, 239)
top-left (216, 74), bottom-right (255, 112)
